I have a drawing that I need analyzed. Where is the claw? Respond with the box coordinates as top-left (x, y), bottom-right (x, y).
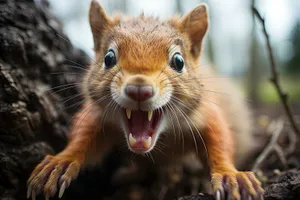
top-left (215, 190), bottom-right (221, 200)
top-left (59, 181), bottom-right (66, 198)
top-left (32, 190), bottom-right (36, 200)
top-left (212, 171), bottom-right (263, 200)
top-left (27, 185), bottom-right (32, 199)
top-left (27, 156), bottom-right (80, 200)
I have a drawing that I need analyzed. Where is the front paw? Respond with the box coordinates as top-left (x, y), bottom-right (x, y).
top-left (27, 155), bottom-right (81, 199)
top-left (211, 171), bottom-right (264, 200)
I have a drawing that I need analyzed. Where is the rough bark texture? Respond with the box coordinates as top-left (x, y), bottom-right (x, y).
top-left (176, 194), bottom-right (214, 200)
top-left (0, 0), bottom-right (89, 199)
top-left (0, 0), bottom-right (299, 200)
top-left (264, 169), bottom-right (300, 200)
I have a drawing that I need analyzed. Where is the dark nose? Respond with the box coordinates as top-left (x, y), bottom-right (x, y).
top-left (125, 84), bottom-right (154, 101)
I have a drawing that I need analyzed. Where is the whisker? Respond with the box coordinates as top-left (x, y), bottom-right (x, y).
top-left (169, 99), bottom-right (209, 160)
top-left (159, 63), bottom-right (208, 84)
top-left (164, 107), bottom-right (177, 143)
top-left (62, 90), bottom-right (110, 112)
top-left (101, 98), bottom-right (116, 134)
top-left (41, 72), bottom-right (82, 76)
top-left (47, 84), bottom-right (81, 95)
top-left (171, 96), bottom-right (223, 138)
top-left (170, 101), bottom-right (199, 155)
top-left (62, 89), bottom-right (108, 107)
top-left (64, 59), bottom-right (89, 71)
top-left (171, 85), bottom-right (253, 103)
top-left (63, 97), bottom-right (86, 110)
top-left (156, 146), bottom-right (167, 156)
top-left (166, 102), bottom-right (185, 154)
top-left (72, 100), bottom-right (97, 135)
top-left (68, 92), bottom-right (110, 127)
top-left (156, 62), bottom-right (169, 80)
top-left (44, 83), bottom-right (79, 92)
top-left (146, 152), bottom-right (155, 164)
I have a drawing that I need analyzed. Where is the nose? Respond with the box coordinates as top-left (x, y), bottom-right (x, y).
top-left (125, 84), bottom-right (154, 101)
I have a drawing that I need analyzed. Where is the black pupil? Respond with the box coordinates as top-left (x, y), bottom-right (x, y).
top-left (104, 51), bottom-right (116, 69)
top-left (172, 54), bottom-right (184, 72)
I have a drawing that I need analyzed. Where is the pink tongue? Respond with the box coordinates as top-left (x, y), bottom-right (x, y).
top-left (129, 110), bottom-right (153, 139)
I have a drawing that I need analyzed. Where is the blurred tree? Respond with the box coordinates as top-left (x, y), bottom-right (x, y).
top-left (205, 0), bottom-right (215, 67)
top-left (248, 0), bottom-right (259, 105)
top-left (175, 0), bottom-right (183, 14)
top-left (108, 0), bottom-right (128, 13)
top-left (285, 22), bottom-right (300, 74)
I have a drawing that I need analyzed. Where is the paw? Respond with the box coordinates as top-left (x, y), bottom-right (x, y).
top-left (211, 171), bottom-right (264, 200)
top-left (27, 155), bottom-right (81, 200)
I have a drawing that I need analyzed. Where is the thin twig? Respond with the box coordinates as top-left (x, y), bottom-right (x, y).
top-left (252, 118), bottom-right (287, 172)
top-left (286, 124), bottom-right (298, 155)
top-left (252, 7), bottom-right (300, 136)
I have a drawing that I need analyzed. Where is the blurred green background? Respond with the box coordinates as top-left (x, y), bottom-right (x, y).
top-left (47, 0), bottom-right (300, 106)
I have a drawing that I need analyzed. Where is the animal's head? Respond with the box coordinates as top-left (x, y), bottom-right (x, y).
top-left (84, 0), bottom-right (209, 154)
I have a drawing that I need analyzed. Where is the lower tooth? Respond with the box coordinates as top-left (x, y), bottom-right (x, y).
top-left (148, 110), bottom-right (153, 121)
top-left (129, 133), bottom-right (136, 146)
top-left (144, 136), bottom-right (152, 149)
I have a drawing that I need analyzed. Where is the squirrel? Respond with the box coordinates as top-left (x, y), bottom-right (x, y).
top-left (27, 1), bottom-right (264, 200)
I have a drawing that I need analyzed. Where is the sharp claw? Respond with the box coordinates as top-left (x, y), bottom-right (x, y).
top-left (45, 193), bottom-right (49, 200)
top-left (216, 190), bottom-right (221, 200)
top-left (65, 178), bottom-right (71, 188)
top-left (248, 195), bottom-right (252, 200)
top-left (260, 194), bottom-right (264, 200)
top-left (32, 190), bottom-right (36, 200)
top-left (27, 185), bottom-right (32, 199)
top-left (59, 181), bottom-right (66, 198)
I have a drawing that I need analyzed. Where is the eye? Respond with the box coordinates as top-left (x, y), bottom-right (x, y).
top-left (104, 50), bottom-right (117, 69)
top-left (170, 53), bottom-right (184, 73)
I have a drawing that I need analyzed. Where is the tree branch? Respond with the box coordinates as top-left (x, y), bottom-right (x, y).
top-left (252, 7), bottom-right (300, 136)
top-left (252, 118), bottom-right (287, 172)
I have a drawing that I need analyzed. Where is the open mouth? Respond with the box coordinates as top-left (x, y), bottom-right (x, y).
top-left (123, 108), bottom-right (162, 153)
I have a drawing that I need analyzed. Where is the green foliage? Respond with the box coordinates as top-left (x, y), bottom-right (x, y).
top-left (257, 76), bottom-right (300, 104)
top-left (285, 22), bottom-right (300, 74)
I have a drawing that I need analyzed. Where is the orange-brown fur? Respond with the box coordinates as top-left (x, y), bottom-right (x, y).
top-left (27, 1), bottom-right (264, 200)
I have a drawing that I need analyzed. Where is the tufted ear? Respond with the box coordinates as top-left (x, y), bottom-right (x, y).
top-left (179, 4), bottom-right (209, 59)
top-left (89, 0), bottom-right (113, 51)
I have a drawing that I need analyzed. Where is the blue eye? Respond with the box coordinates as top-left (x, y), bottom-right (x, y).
top-left (171, 53), bottom-right (184, 73)
top-left (104, 50), bottom-right (117, 69)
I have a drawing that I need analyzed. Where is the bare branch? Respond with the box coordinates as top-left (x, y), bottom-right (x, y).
top-left (252, 7), bottom-right (300, 136)
top-left (252, 119), bottom-right (287, 172)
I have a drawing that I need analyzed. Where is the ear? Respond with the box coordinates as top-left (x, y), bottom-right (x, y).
top-left (179, 4), bottom-right (209, 59)
top-left (89, 0), bottom-right (113, 51)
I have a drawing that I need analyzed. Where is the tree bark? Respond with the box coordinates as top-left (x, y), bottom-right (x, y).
top-left (0, 0), bottom-right (89, 199)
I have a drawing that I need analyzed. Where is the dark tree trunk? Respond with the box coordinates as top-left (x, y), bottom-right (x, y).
top-left (0, 0), bottom-right (89, 199)
top-left (0, 1), bottom-right (299, 200)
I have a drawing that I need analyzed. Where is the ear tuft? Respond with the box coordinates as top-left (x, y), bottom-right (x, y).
top-left (180, 4), bottom-right (209, 59)
top-left (89, 0), bottom-right (112, 51)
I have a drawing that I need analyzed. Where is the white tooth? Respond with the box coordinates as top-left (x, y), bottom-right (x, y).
top-left (129, 133), bottom-right (136, 146)
top-left (144, 136), bottom-right (152, 149)
top-left (126, 108), bottom-right (131, 119)
top-left (148, 110), bottom-right (153, 121)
